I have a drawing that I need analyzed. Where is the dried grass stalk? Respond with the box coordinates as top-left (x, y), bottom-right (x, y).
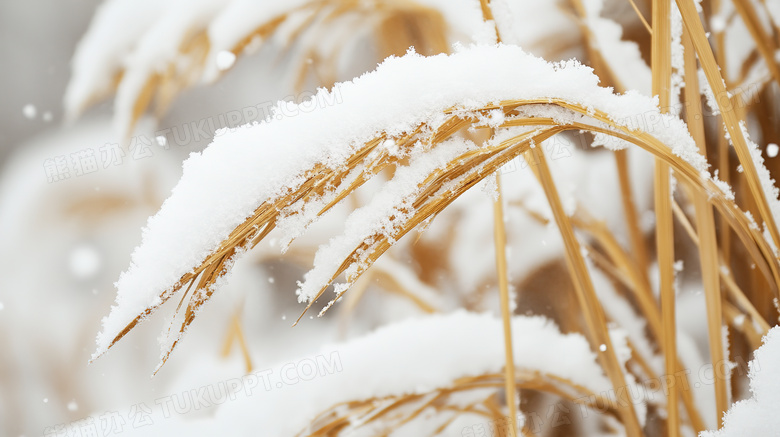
top-left (681, 25), bottom-right (729, 425)
top-left (650, 1), bottom-right (679, 433)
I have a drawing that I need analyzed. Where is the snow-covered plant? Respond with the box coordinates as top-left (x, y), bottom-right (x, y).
top-left (67, 0), bottom-right (780, 435)
top-left (66, 0), bottom-right (465, 137)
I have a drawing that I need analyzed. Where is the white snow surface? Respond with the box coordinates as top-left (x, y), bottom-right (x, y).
top-left (110, 311), bottom-right (630, 436)
top-left (96, 44), bottom-right (709, 356)
top-left (700, 326), bottom-right (780, 436)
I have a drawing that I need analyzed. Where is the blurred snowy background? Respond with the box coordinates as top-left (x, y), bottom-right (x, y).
top-left (0, 1), bottom-right (100, 160)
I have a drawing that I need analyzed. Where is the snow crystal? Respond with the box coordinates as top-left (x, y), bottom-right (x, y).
top-left (155, 135), bottom-right (167, 147)
top-left (481, 172), bottom-right (499, 201)
top-left (710, 14), bottom-right (726, 33)
top-left (711, 173), bottom-right (735, 201)
top-left (699, 68), bottom-right (721, 116)
top-left (23, 104), bottom-right (37, 119)
top-left (42, 111), bottom-right (53, 122)
top-left (67, 400), bottom-right (79, 412)
top-left (738, 122), bottom-right (780, 238)
top-left (767, 143), bottom-right (779, 158)
top-left (215, 50), bottom-right (236, 71)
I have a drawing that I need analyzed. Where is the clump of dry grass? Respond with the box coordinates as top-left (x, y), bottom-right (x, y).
top-left (101, 97), bottom-right (780, 433)
top-left (83, 0), bottom-right (780, 435)
top-left (69, 0), bottom-right (452, 137)
top-left (301, 370), bottom-right (623, 436)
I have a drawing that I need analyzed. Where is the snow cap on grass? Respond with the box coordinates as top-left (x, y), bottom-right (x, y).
top-left (116, 311), bottom-right (640, 436)
top-left (96, 44), bottom-right (708, 357)
top-left (65, 0), bottom-right (166, 118)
